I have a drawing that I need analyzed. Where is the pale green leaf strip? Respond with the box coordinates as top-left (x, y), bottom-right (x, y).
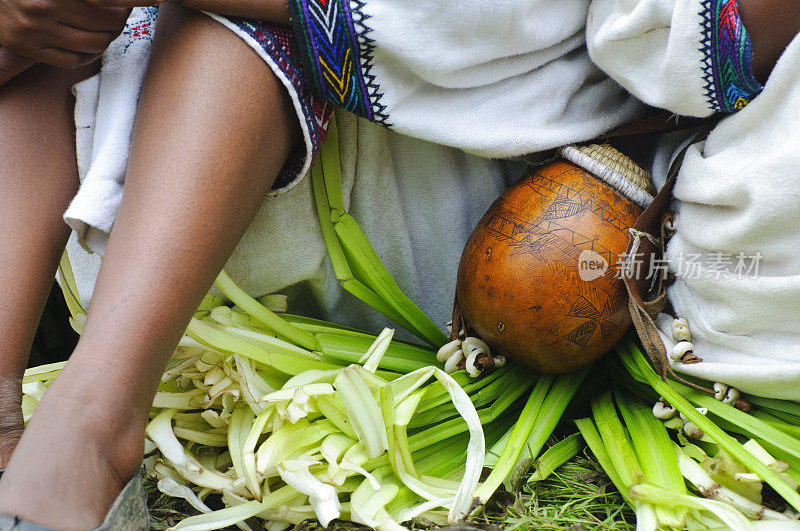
top-left (591, 390), bottom-right (643, 489)
top-left (472, 373), bottom-right (555, 503)
top-left (169, 485), bottom-right (299, 530)
top-left (630, 484), bottom-right (752, 531)
top-left (362, 328), bottom-right (395, 373)
top-left (214, 270), bottom-right (319, 351)
top-left (57, 250), bottom-right (85, 319)
top-left (574, 417), bottom-right (630, 503)
top-left (335, 367), bottom-right (389, 459)
top-left (228, 405), bottom-right (254, 480)
top-left (186, 319), bottom-right (337, 376)
top-left (22, 361), bottom-right (66, 384)
top-left (311, 161), bottom-right (353, 278)
top-left (528, 433), bottom-right (584, 483)
top-left (430, 367), bottom-right (485, 522)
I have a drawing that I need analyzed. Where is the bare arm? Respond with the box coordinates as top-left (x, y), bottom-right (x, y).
top-left (175, 0), bottom-right (290, 25)
top-left (739, 0), bottom-right (800, 83)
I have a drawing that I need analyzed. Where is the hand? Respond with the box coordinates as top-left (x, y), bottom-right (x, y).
top-left (0, 47), bottom-right (33, 86)
top-left (0, 0), bottom-right (132, 69)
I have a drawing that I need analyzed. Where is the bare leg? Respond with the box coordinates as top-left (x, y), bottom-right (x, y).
top-left (0, 63), bottom-right (96, 467)
top-left (0, 4), bottom-right (298, 528)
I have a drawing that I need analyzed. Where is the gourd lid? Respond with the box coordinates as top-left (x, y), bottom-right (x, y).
top-left (560, 144), bottom-right (655, 209)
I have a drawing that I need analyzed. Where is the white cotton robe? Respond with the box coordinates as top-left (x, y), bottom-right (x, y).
top-left (590, 0), bottom-right (800, 400)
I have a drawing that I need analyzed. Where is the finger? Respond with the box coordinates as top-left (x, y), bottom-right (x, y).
top-left (36, 48), bottom-right (102, 69)
top-left (41, 24), bottom-right (118, 55)
top-left (54, 3), bottom-right (131, 32)
top-left (0, 48), bottom-right (34, 87)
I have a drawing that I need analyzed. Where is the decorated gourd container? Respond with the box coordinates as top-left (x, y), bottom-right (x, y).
top-left (455, 144), bottom-right (655, 373)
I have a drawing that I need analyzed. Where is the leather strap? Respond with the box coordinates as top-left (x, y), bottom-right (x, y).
top-left (601, 111), bottom-right (719, 139)
top-left (622, 130), bottom-right (713, 388)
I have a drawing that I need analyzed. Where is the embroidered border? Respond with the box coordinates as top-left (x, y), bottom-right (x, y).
top-left (289, 0), bottom-right (389, 124)
top-left (122, 7), bottom-right (158, 52)
top-left (222, 18), bottom-right (333, 191)
top-left (699, 0), bottom-right (763, 112)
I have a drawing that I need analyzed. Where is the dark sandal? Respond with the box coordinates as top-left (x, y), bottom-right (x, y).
top-left (0, 469), bottom-right (148, 531)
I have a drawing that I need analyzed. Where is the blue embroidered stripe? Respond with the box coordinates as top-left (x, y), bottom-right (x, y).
top-left (289, 0), bottom-right (389, 124)
top-left (699, 0), bottom-right (763, 113)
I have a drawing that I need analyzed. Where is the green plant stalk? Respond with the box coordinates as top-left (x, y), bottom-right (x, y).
top-left (618, 338), bottom-right (800, 512)
top-left (574, 417), bottom-right (630, 503)
top-left (214, 270), bottom-right (319, 351)
top-left (591, 390), bottom-right (643, 489)
top-left (311, 162), bottom-right (418, 334)
top-left (57, 250), bottom-right (84, 319)
top-left (666, 380), bottom-right (800, 463)
top-left (751, 410), bottom-right (800, 441)
top-left (412, 367), bottom-right (508, 421)
top-left (363, 392), bottom-right (523, 473)
top-left (745, 395), bottom-right (800, 422)
top-left (315, 333), bottom-right (434, 373)
top-left (472, 373), bottom-right (555, 503)
top-left (281, 313), bottom-right (374, 338)
top-left (417, 366), bottom-right (511, 413)
top-left (312, 118), bottom-right (448, 347)
top-left (614, 388), bottom-right (687, 528)
top-left (319, 115), bottom-right (346, 217)
top-left (410, 368), bottom-right (516, 428)
top-left (506, 367), bottom-right (591, 489)
top-left (527, 432), bottom-right (584, 483)
top-left (332, 215), bottom-right (449, 347)
top-left (186, 319), bottom-right (341, 376)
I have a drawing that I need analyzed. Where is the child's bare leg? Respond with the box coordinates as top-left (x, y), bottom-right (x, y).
top-left (0, 63), bottom-right (97, 467)
top-left (0, 4), bottom-right (298, 528)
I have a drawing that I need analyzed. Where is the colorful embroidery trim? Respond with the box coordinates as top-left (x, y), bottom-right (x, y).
top-left (290, 0), bottom-right (389, 124)
top-left (699, 0), bottom-right (763, 112)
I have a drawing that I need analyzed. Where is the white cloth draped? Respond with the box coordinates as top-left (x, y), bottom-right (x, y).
top-left (590, 0), bottom-right (800, 400)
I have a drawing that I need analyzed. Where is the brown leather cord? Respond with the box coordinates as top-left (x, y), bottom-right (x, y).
top-left (600, 111), bottom-right (720, 140)
top-left (619, 129), bottom-right (757, 412)
top-left (621, 132), bottom-right (713, 390)
top-left (450, 295), bottom-right (462, 342)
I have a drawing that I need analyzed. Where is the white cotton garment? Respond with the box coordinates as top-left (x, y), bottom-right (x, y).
top-left (357, 0), bottom-right (645, 157)
top-left (587, 0), bottom-right (712, 117)
top-left (64, 8), bottom-right (158, 254)
top-left (644, 34), bottom-right (800, 401)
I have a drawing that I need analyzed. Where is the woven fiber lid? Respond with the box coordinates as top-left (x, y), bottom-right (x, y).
top-left (560, 144), bottom-right (656, 209)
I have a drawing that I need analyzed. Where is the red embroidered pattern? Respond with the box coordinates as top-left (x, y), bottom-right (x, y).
top-left (122, 7), bottom-right (158, 52)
